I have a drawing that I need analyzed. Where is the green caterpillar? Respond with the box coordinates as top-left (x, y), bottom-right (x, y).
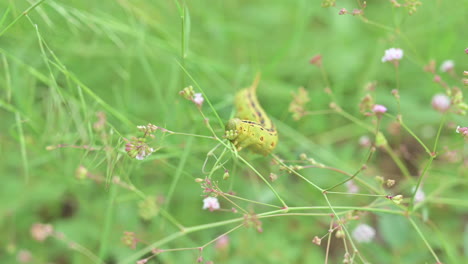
top-left (224, 75), bottom-right (278, 156)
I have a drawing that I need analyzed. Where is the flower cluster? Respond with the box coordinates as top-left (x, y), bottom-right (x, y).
top-left (179, 86), bottom-right (204, 108)
top-left (125, 137), bottom-right (154, 160)
top-left (122, 231), bottom-right (138, 249)
top-left (289, 87), bottom-right (310, 120)
top-left (381, 48), bottom-right (404, 63)
top-left (359, 94), bottom-right (388, 117)
top-left (31, 223), bottom-right (54, 242)
top-left (203, 196), bottom-right (220, 211)
top-left (124, 123), bottom-right (163, 160)
top-left (456, 126), bottom-right (468, 138)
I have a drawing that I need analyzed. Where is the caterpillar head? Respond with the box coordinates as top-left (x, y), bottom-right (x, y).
top-left (224, 118), bottom-right (241, 140)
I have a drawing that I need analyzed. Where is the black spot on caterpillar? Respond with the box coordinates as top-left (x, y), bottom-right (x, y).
top-left (224, 74), bottom-right (278, 156)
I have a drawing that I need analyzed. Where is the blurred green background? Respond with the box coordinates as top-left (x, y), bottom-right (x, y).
top-left (1, 0), bottom-right (467, 263)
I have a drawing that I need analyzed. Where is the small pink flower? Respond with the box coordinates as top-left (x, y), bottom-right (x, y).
top-left (381, 48), bottom-right (404, 63)
top-left (352, 224), bottom-right (375, 243)
top-left (137, 258), bottom-right (149, 264)
top-left (31, 223), bottom-right (53, 242)
top-left (203, 197), bottom-right (220, 211)
top-left (431, 94), bottom-right (451, 112)
top-left (193, 93), bottom-right (204, 107)
top-left (465, 48), bottom-right (468, 54)
top-left (440, 60), bottom-right (454, 72)
top-left (358, 135), bottom-right (371, 148)
top-left (346, 180), bottom-right (359, 194)
top-left (338, 8), bottom-right (347, 15)
top-left (215, 235), bottom-right (230, 250)
top-left (372, 104), bottom-right (387, 114)
top-left (456, 126), bottom-right (468, 137)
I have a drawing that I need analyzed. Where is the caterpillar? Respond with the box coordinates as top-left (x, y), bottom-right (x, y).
top-left (224, 74), bottom-right (278, 156)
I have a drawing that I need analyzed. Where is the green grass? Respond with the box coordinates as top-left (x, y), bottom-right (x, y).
top-left (1, 0), bottom-right (467, 263)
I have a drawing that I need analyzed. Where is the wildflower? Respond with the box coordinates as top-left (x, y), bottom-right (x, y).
top-left (372, 104), bottom-right (387, 115)
top-left (223, 170), bottom-right (230, 180)
top-left (17, 250), bottom-right (33, 263)
top-left (289, 87), bottom-right (310, 120)
top-left (312, 236), bottom-right (321, 245)
top-left (179, 86), bottom-right (195, 100)
top-left (359, 94), bottom-right (374, 115)
top-left (338, 8), bottom-right (347, 15)
top-left (215, 235), bottom-right (229, 250)
top-left (456, 126), bottom-right (468, 137)
top-left (352, 224), bottom-right (375, 243)
top-left (269, 173), bottom-right (278, 182)
top-left (386, 179), bottom-right (395, 187)
top-left (390, 194), bottom-right (404, 204)
top-left (335, 229), bottom-right (345, 238)
top-left (203, 196), bottom-right (220, 211)
top-left (358, 135), bottom-right (371, 148)
top-left (345, 180), bottom-right (359, 194)
top-left (137, 258), bottom-right (149, 264)
top-left (31, 223), bottom-right (53, 242)
top-left (75, 165), bottom-right (88, 180)
top-left (309, 54), bottom-right (322, 66)
top-left (122, 231), bottom-right (138, 249)
top-left (412, 187), bottom-right (426, 204)
top-left (352, 9), bottom-right (363, 16)
top-left (440, 60), bottom-right (454, 72)
top-left (193, 93), bottom-right (204, 107)
top-left (381, 48), bottom-right (404, 63)
top-left (431, 94), bottom-right (451, 112)
top-left (125, 137), bottom-right (154, 160)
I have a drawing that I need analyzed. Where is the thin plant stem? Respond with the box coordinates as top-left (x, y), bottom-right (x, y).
top-left (408, 217), bottom-right (441, 263)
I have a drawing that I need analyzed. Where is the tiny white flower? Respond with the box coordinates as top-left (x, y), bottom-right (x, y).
top-left (440, 60), bottom-right (454, 72)
top-left (346, 180), bottom-right (359, 194)
top-left (193, 93), bottom-right (204, 107)
top-left (358, 135), bottom-right (371, 147)
top-left (381, 48), bottom-right (404, 63)
top-left (135, 152), bottom-right (145, 160)
top-left (352, 224), bottom-right (375, 243)
top-left (202, 196), bottom-right (220, 211)
top-left (431, 93), bottom-right (451, 112)
top-left (412, 187), bottom-right (426, 204)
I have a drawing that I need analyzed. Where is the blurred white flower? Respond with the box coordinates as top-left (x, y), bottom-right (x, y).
top-left (381, 48), bottom-right (404, 63)
top-left (215, 234), bottom-right (230, 250)
top-left (431, 94), bottom-right (451, 112)
top-left (346, 180), bottom-right (359, 194)
top-left (31, 223), bottom-right (53, 242)
top-left (358, 135), bottom-right (371, 148)
top-left (440, 60), bottom-right (454, 72)
top-left (203, 196), bottom-right (220, 211)
top-left (412, 187), bottom-right (426, 204)
top-left (193, 93), bottom-right (204, 107)
top-left (352, 224), bottom-right (375, 243)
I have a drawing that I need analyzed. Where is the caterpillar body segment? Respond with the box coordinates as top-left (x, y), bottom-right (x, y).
top-left (224, 75), bottom-right (278, 156)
